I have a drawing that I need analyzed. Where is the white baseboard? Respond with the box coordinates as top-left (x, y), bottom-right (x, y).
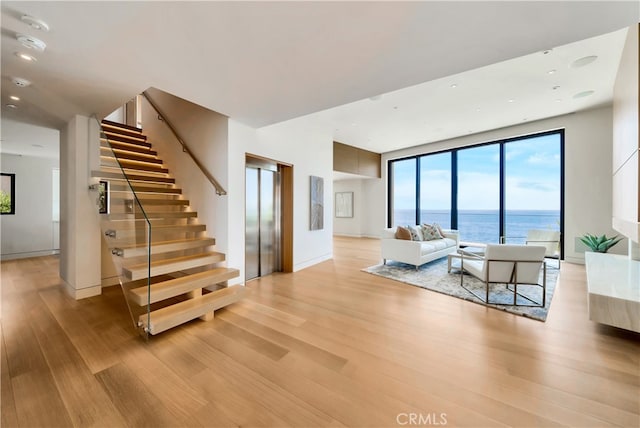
top-left (564, 256), bottom-right (585, 265)
top-left (0, 249), bottom-right (59, 261)
top-left (333, 233), bottom-right (380, 239)
top-left (294, 253), bottom-right (333, 272)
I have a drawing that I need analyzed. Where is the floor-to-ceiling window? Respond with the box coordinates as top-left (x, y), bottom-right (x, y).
top-left (388, 130), bottom-right (564, 256)
top-left (389, 158), bottom-right (417, 227)
top-left (503, 133), bottom-right (562, 244)
top-left (419, 152), bottom-right (452, 229)
top-left (457, 144), bottom-right (500, 243)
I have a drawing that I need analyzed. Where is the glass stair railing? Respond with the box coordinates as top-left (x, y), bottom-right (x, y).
top-left (92, 116), bottom-right (243, 338)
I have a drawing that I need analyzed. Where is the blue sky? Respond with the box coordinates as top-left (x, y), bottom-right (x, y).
top-left (393, 133), bottom-right (561, 211)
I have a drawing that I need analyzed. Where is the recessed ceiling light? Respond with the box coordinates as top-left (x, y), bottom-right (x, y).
top-left (475, 108), bottom-right (481, 112)
top-left (571, 55), bottom-right (598, 68)
top-left (393, 106), bottom-right (398, 110)
top-left (9, 96), bottom-right (20, 101)
top-left (555, 99), bottom-right (562, 103)
top-left (450, 84), bottom-right (458, 88)
top-left (547, 69), bottom-right (557, 75)
top-left (16, 33), bottom-right (46, 52)
top-left (552, 85), bottom-right (560, 90)
top-left (21, 15), bottom-right (50, 32)
top-left (15, 52), bottom-right (37, 62)
top-left (508, 99), bottom-right (515, 103)
top-left (369, 95), bottom-right (382, 101)
top-left (542, 49), bottom-right (552, 55)
top-left (32, 144), bottom-right (43, 148)
top-left (12, 77), bottom-right (31, 87)
top-left (6, 104), bottom-right (17, 109)
top-left (573, 90), bottom-right (594, 99)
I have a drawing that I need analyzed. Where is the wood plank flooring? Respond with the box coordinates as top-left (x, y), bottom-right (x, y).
top-left (1, 237), bottom-right (639, 427)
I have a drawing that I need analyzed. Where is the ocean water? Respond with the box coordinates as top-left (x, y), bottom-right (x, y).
top-left (393, 210), bottom-right (560, 244)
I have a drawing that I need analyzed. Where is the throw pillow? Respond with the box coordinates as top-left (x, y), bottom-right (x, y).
top-left (407, 225), bottom-right (423, 241)
top-left (395, 226), bottom-right (411, 240)
top-left (421, 223), bottom-right (441, 241)
top-left (433, 223), bottom-right (445, 238)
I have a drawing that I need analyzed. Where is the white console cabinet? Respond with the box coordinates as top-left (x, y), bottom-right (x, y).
top-left (585, 252), bottom-right (640, 332)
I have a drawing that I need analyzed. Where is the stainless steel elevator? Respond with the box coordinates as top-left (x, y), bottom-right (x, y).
top-left (245, 159), bottom-right (281, 281)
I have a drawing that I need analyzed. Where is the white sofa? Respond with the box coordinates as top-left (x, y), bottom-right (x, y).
top-left (381, 227), bottom-right (459, 269)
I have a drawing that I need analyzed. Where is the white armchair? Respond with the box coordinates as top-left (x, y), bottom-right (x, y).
top-left (460, 244), bottom-right (547, 307)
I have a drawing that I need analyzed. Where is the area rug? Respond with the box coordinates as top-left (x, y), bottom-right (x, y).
top-left (362, 258), bottom-right (559, 321)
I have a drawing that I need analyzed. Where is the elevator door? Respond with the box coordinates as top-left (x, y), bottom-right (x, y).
top-left (245, 166), bottom-right (279, 281)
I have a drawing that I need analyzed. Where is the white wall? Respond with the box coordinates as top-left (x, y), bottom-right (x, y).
top-left (0, 154), bottom-right (60, 259)
top-left (140, 88), bottom-right (229, 258)
top-left (228, 116), bottom-right (334, 282)
top-left (360, 106), bottom-right (622, 263)
top-left (333, 178), bottom-right (381, 238)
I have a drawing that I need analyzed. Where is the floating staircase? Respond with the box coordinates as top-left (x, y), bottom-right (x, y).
top-left (95, 119), bottom-right (244, 336)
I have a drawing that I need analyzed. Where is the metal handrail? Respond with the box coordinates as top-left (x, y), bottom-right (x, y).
top-left (141, 91), bottom-right (227, 196)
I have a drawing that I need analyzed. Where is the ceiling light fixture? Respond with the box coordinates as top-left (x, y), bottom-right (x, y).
top-left (15, 51), bottom-right (37, 62)
top-left (9, 96), bottom-right (20, 101)
top-left (21, 15), bottom-right (50, 32)
top-left (547, 69), bottom-right (556, 75)
top-left (508, 99), bottom-right (515, 103)
top-left (542, 49), bottom-right (552, 55)
top-left (552, 85), bottom-right (560, 90)
top-left (12, 77), bottom-right (32, 87)
top-left (450, 83), bottom-right (458, 88)
top-left (369, 95), bottom-right (382, 101)
top-left (16, 33), bottom-right (46, 52)
top-left (570, 55), bottom-right (598, 68)
top-left (6, 104), bottom-right (17, 109)
top-left (32, 144), bottom-right (44, 148)
top-left (573, 90), bottom-right (594, 99)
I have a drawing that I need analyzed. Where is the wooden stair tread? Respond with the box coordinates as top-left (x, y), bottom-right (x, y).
top-left (105, 211), bottom-right (198, 220)
top-left (105, 223), bottom-right (204, 232)
top-left (139, 285), bottom-right (246, 335)
top-left (129, 268), bottom-right (240, 305)
top-left (101, 119), bottom-right (143, 134)
top-left (101, 158), bottom-right (169, 174)
top-left (123, 251), bottom-right (225, 280)
top-left (105, 224), bottom-right (206, 241)
top-left (93, 170), bottom-right (175, 184)
top-left (109, 184), bottom-right (181, 194)
top-left (100, 165), bottom-right (170, 178)
top-left (111, 198), bottom-right (189, 206)
top-left (103, 134), bottom-right (151, 148)
top-left (101, 149), bottom-right (162, 164)
top-left (115, 237), bottom-right (216, 258)
top-left (102, 140), bottom-right (157, 156)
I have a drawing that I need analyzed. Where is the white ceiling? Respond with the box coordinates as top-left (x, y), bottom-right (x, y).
top-left (1, 1), bottom-right (638, 155)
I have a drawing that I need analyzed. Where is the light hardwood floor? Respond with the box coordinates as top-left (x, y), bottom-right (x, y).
top-left (1, 236), bottom-right (639, 427)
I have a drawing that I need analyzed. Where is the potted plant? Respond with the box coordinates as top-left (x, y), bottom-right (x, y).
top-left (580, 233), bottom-right (623, 253)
